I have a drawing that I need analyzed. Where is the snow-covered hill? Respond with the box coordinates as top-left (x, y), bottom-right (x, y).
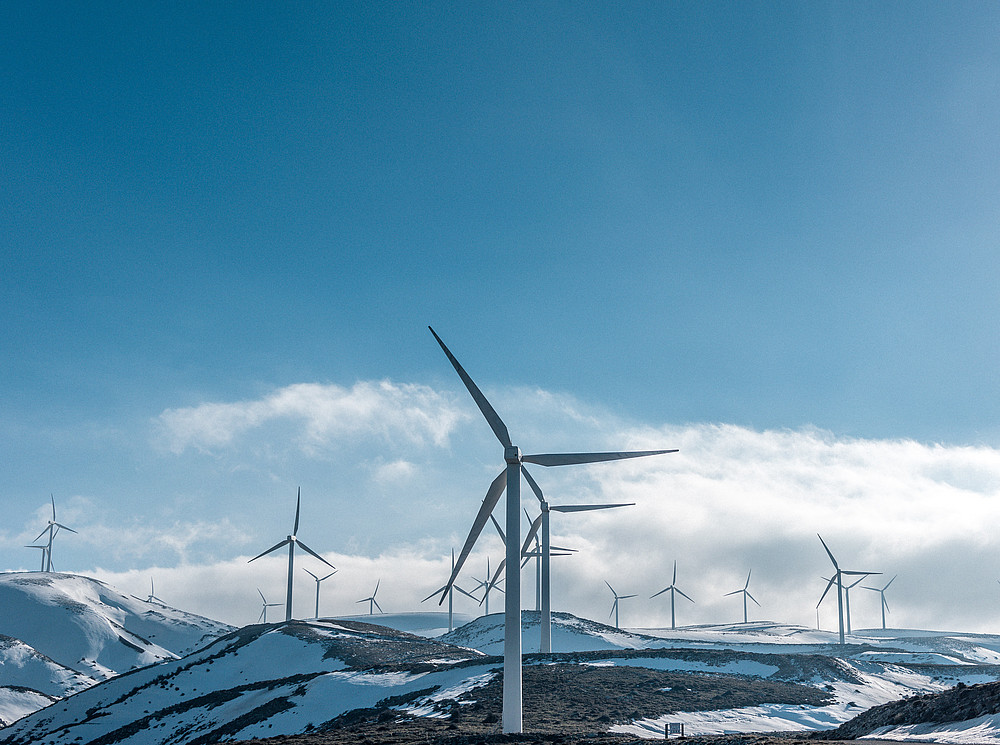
top-left (0, 572), bottom-right (233, 725)
top-left (0, 618), bottom-right (488, 745)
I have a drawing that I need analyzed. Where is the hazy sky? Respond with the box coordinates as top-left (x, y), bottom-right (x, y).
top-left (4, 2), bottom-right (1000, 630)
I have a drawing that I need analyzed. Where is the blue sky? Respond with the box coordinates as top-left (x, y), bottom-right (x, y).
top-left (4, 3), bottom-right (1000, 629)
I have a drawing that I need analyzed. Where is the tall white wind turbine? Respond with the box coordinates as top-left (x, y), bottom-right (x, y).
top-left (34, 495), bottom-right (77, 572)
top-left (651, 560), bottom-right (694, 630)
top-left (817, 534), bottom-right (880, 645)
top-left (724, 570), bottom-right (759, 623)
top-left (146, 578), bottom-right (164, 604)
top-left (521, 470), bottom-right (631, 653)
top-left (605, 580), bottom-right (636, 630)
top-left (248, 489), bottom-right (334, 622)
top-left (304, 568), bottom-right (337, 619)
top-left (863, 575), bottom-right (896, 630)
top-left (358, 580), bottom-right (383, 614)
top-left (428, 327), bottom-right (676, 733)
top-left (257, 588), bottom-right (281, 623)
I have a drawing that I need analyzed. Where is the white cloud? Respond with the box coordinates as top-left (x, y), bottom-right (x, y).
top-left (153, 380), bottom-right (470, 456)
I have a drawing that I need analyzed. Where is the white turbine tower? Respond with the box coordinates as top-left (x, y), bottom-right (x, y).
top-left (257, 588), bottom-right (281, 623)
top-left (817, 534), bottom-right (880, 645)
top-left (724, 570), bottom-right (759, 623)
top-left (521, 471), bottom-right (631, 653)
top-left (34, 495), bottom-right (76, 572)
top-left (863, 575), bottom-right (897, 630)
top-left (248, 488), bottom-right (334, 622)
top-left (303, 568), bottom-right (337, 619)
top-left (428, 327), bottom-right (676, 733)
top-left (650, 560), bottom-right (694, 630)
top-left (146, 578), bottom-right (164, 604)
top-left (358, 580), bottom-right (383, 614)
top-left (605, 580), bottom-right (636, 630)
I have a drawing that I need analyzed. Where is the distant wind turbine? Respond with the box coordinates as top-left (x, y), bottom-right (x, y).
top-left (34, 495), bottom-right (76, 572)
top-left (248, 488), bottom-right (334, 622)
top-left (724, 570), bottom-right (759, 623)
top-left (863, 575), bottom-right (897, 630)
top-left (817, 534), bottom-right (880, 645)
top-left (470, 556), bottom-right (504, 616)
top-left (427, 326), bottom-right (676, 733)
top-left (521, 472), bottom-right (631, 653)
top-left (605, 580), bottom-right (636, 630)
top-left (25, 544), bottom-right (47, 572)
top-left (651, 560), bottom-right (694, 630)
top-left (423, 550), bottom-right (477, 632)
top-left (146, 578), bottom-right (164, 604)
top-left (358, 580), bottom-right (383, 614)
top-left (257, 588), bottom-right (281, 623)
top-left (303, 568), bottom-right (337, 619)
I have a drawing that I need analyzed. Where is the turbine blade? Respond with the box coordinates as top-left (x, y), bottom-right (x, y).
top-left (490, 513), bottom-right (506, 543)
top-left (428, 326), bottom-right (511, 448)
top-left (604, 580), bottom-right (616, 595)
top-left (521, 466), bottom-right (544, 503)
top-left (304, 568), bottom-right (319, 581)
top-left (293, 487), bottom-right (301, 535)
top-left (550, 503), bottom-right (633, 512)
top-left (884, 575), bottom-right (897, 591)
top-left (422, 586), bottom-right (446, 603)
top-left (520, 514), bottom-right (543, 557)
top-left (672, 560), bottom-right (677, 584)
top-left (488, 558), bottom-right (506, 589)
top-left (620, 594), bottom-right (637, 600)
top-left (439, 469), bottom-right (507, 604)
top-left (651, 587), bottom-right (670, 599)
top-left (723, 590), bottom-right (741, 597)
top-left (455, 585), bottom-right (478, 601)
top-left (257, 588), bottom-right (266, 602)
top-left (374, 579), bottom-right (380, 596)
top-left (747, 592), bottom-right (761, 607)
top-left (52, 523), bottom-right (78, 534)
top-left (522, 449), bottom-right (677, 467)
top-left (817, 576), bottom-right (836, 607)
top-left (676, 588), bottom-right (695, 603)
top-left (817, 534), bottom-right (839, 570)
top-left (744, 570), bottom-right (752, 589)
top-left (321, 571), bottom-right (337, 581)
top-left (296, 541), bottom-right (336, 569)
top-left (248, 539), bottom-right (290, 563)
top-left (373, 598), bottom-right (383, 613)
top-left (33, 528), bottom-right (48, 542)
top-left (884, 597), bottom-right (891, 613)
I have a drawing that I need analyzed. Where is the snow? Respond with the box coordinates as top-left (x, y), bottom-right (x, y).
top-left (865, 715), bottom-right (1000, 743)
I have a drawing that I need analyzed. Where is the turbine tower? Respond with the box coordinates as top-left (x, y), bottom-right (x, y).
top-left (521, 472), bottom-right (631, 653)
top-left (863, 575), bottom-right (897, 630)
top-left (428, 326), bottom-right (676, 733)
top-left (303, 568), bottom-right (337, 619)
top-left (724, 570), bottom-right (759, 623)
top-left (605, 580), bottom-right (636, 630)
top-left (25, 544), bottom-right (47, 571)
top-left (357, 580), bottom-right (383, 614)
top-left (817, 534), bottom-right (880, 645)
top-left (257, 588), bottom-right (281, 623)
top-left (248, 488), bottom-right (334, 622)
top-left (651, 560), bottom-right (694, 630)
top-left (146, 578), bottom-right (164, 604)
top-left (34, 495), bottom-right (77, 572)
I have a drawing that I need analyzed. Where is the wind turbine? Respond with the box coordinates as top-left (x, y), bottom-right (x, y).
top-left (25, 544), bottom-right (47, 572)
top-left (724, 570), bottom-right (759, 623)
top-left (423, 550), bottom-right (478, 632)
top-left (34, 495), bottom-right (76, 572)
top-left (521, 472), bottom-right (631, 653)
top-left (303, 568), bottom-right (337, 619)
top-left (146, 578), bottom-right (164, 604)
top-left (248, 488), bottom-right (334, 622)
top-left (520, 511), bottom-right (576, 615)
top-left (864, 575), bottom-right (897, 630)
top-left (471, 557), bottom-right (504, 616)
top-left (817, 534), bottom-right (881, 645)
top-left (428, 327), bottom-right (676, 733)
top-left (605, 580), bottom-right (636, 630)
top-left (257, 588), bottom-right (281, 623)
top-left (651, 560), bottom-right (694, 630)
top-left (358, 580), bottom-right (383, 614)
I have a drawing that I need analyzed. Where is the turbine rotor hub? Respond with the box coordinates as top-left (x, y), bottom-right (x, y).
top-left (504, 446), bottom-right (521, 464)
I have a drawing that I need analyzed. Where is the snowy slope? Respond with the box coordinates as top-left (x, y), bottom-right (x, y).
top-left (334, 612), bottom-right (475, 639)
top-left (0, 572), bottom-right (233, 727)
top-left (0, 619), bottom-right (488, 745)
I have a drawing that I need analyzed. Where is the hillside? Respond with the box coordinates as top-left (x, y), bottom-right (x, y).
top-left (0, 572), bottom-right (233, 725)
